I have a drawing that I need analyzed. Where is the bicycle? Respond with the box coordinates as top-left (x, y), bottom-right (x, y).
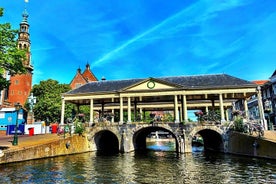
top-left (248, 122), bottom-right (264, 137)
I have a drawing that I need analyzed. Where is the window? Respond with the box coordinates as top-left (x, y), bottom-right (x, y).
top-left (266, 89), bottom-right (270, 98)
top-left (273, 84), bottom-right (276, 95)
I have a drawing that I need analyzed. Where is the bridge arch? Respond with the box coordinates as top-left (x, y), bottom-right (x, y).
top-left (189, 126), bottom-right (224, 152)
top-left (132, 126), bottom-right (179, 152)
top-left (94, 130), bottom-right (120, 154)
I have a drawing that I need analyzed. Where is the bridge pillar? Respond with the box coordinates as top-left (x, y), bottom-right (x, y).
top-left (120, 130), bottom-right (134, 153)
top-left (184, 135), bottom-right (192, 153)
top-left (178, 137), bottom-right (186, 153)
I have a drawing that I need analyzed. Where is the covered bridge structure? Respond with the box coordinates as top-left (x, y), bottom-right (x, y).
top-left (60, 74), bottom-right (262, 126)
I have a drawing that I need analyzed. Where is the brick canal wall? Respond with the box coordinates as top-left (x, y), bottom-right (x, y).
top-left (227, 132), bottom-right (276, 159)
top-left (1, 132), bottom-right (275, 164)
top-left (0, 135), bottom-right (92, 164)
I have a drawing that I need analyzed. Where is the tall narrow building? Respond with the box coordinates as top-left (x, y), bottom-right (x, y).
top-left (7, 9), bottom-right (33, 106)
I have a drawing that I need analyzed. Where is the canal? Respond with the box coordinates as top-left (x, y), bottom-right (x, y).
top-left (0, 141), bottom-right (275, 183)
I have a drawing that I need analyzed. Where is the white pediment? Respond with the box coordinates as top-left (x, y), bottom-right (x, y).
top-left (125, 79), bottom-right (178, 91)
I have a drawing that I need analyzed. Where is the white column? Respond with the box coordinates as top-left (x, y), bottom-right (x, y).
top-left (120, 97), bottom-right (124, 123)
top-left (257, 86), bottom-right (267, 130)
top-left (127, 97), bottom-right (131, 123)
top-left (174, 95), bottom-right (179, 123)
top-left (205, 106), bottom-right (209, 113)
top-left (139, 96), bottom-right (143, 121)
top-left (180, 106), bottom-right (183, 122)
top-left (182, 95), bottom-right (188, 122)
top-left (219, 94), bottom-right (225, 121)
top-left (60, 97), bottom-right (65, 125)
top-left (225, 108), bottom-right (229, 121)
top-left (90, 99), bottom-right (94, 123)
top-left (111, 98), bottom-right (114, 123)
top-left (244, 98), bottom-right (249, 119)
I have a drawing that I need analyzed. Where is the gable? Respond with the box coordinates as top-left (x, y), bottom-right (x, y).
top-left (124, 78), bottom-right (179, 91)
top-left (70, 73), bottom-right (87, 89)
top-left (82, 69), bottom-right (98, 82)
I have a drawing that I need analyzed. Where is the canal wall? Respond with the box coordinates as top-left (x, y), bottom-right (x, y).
top-left (226, 132), bottom-right (276, 159)
top-left (0, 134), bottom-right (92, 164)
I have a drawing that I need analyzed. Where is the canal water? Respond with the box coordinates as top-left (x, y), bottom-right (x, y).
top-left (0, 141), bottom-right (275, 184)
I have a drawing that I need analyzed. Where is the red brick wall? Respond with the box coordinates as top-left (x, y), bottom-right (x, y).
top-left (8, 72), bottom-right (32, 106)
top-left (70, 73), bottom-right (86, 89)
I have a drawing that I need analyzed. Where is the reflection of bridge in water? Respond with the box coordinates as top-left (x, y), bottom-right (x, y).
top-left (86, 122), bottom-right (226, 154)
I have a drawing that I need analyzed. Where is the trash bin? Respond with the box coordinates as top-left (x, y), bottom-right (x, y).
top-left (28, 127), bottom-right (34, 136)
top-left (51, 124), bottom-right (58, 133)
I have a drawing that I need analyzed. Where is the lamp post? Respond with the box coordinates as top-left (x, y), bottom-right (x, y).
top-left (28, 93), bottom-right (36, 113)
top-left (12, 102), bottom-right (22, 146)
top-left (27, 93), bottom-right (36, 124)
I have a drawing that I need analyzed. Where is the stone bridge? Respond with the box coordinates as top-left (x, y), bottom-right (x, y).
top-left (85, 122), bottom-right (228, 154)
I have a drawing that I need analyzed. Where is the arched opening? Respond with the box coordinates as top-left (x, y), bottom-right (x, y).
top-left (94, 130), bottom-right (119, 155)
top-left (192, 133), bottom-right (204, 152)
top-left (133, 127), bottom-right (178, 152)
top-left (192, 129), bottom-right (224, 152)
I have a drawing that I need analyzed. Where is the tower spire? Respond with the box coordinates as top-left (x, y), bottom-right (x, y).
top-left (22, 8), bottom-right (29, 23)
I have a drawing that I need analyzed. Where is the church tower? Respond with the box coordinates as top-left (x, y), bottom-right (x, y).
top-left (7, 9), bottom-right (33, 106)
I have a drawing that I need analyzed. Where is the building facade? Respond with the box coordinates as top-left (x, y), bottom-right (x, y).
top-left (69, 64), bottom-right (97, 89)
top-left (262, 70), bottom-right (276, 130)
top-left (246, 70), bottom-right (276, 130)
top-left (0, 9), bottom-right (33, 107)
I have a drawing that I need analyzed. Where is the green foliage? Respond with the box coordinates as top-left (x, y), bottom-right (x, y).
top-left (0, 8), bottom-right (26, 90)
top-left (31, 79), bottom-right (72, 123)
top-left (233, 117), bottom-right (244, 132)
top-left (74, 119), bottom-right (85, 135)
top-left (163, 112), bottom-right (174, 122)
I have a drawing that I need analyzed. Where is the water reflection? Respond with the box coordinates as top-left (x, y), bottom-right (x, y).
top-left (0, 143), bottom-right (275, 183)
top-left (146, 138), bottom-right (176, 151)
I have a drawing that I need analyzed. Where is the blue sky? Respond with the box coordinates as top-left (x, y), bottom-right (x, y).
top-left (1, 0), bottom-right (276, 85)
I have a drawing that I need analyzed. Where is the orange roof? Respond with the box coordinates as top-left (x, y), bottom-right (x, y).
top-left (252, 80), bottom-right (269, 85)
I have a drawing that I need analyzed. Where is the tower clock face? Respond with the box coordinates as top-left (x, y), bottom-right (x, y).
top-left (147, 80), bottom-right (155, 89)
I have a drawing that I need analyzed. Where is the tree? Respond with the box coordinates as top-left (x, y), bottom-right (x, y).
top-left (31, 79), bottom-right (72, 124)
top-left (0, 7), bottom-right (26, 90)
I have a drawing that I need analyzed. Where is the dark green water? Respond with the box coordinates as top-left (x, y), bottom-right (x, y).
top-left (0, 141), bottom-right (275, 184)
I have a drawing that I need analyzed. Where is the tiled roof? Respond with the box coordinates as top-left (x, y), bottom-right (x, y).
top-left (66, 74), bottom-right (256, 94)
top-left (252, 80), bottom-right (269, 85)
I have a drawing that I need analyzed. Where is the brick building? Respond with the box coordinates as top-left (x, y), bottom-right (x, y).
top-left (69, 64), bottom-right (97, 89)
top-left (0, 9), bottom-right (33, 107)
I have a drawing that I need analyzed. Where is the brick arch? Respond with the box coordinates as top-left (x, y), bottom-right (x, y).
top-left (189, 125), bottom-right (223, 138)
top-left (92, 128), bottom-right (121, 153)
top-left (188, 125), bottom-right (224, 152)
top-left (131, 124), bottom-right (182, 152)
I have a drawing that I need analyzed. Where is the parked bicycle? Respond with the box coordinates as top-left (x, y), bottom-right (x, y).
top-left (227, 121), bottom-right (264, 138)
top-left (248, 122), bottom-right (264, 137)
